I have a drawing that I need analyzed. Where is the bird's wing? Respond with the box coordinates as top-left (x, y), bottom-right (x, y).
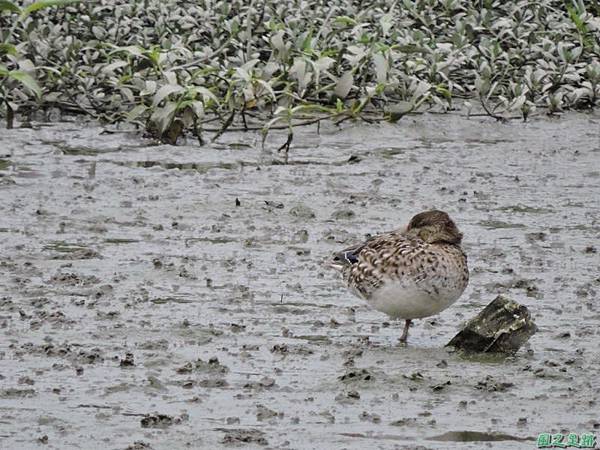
top-left (337, 231), bottom-right (437, 298)
top-left (330, 231), bottom-right (401, 268)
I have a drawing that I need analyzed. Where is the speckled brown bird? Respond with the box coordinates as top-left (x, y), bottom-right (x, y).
top-left (329, 210), bottom-right (469, 344)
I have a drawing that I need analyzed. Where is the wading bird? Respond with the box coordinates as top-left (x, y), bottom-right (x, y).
top-left (329, 210), bottom-right (469, 344)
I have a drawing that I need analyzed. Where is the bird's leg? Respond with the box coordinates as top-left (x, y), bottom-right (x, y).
top-left (399, 319), bottom-right (412, 344)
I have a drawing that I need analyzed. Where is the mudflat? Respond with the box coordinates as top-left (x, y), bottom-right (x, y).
top-left (0, 112), bottom-right (599, 449)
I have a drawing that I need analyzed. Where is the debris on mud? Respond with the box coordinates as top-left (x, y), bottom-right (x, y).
top-left (431, 380), bottom-right (451, 391)
top-left (176, 357), bottom-right (229, 375)
top-left (49, 272), bottom-right (100, 286)
top-left (198, 378), bottom-right (229, 388)
top-left (335, 390), bottom-right (360, 404)
top-left (125, 442), bottom-right (153, 450)
top-left (289, 204), bottom-right (316, 219)
top-left (359, 411), bottom-right (381, 423)
top-left (51, 248), bottom-right (101, 260)
top-left (1, 388), bottom-right (36, 398)
top-left (256, 404), bottom-right (282, 421)
top-left (140, 414), bottom-right (180, 429)
top-left (390, 417), bottom-right (418, 427)
top-left (331, 209), bottom-right (356, 220)
top-left (476, 376), bottom-right (515, 392)
top-left (243, 376), bottom-right (276, 390)
top-left (338, 368), bottom-right (374, 383)
top-left (447, 295), bottom-right (537, 354)
top-left (119, 353), bottom-right (135, 367)
top-left (218, 428), bottom-right (268, 446)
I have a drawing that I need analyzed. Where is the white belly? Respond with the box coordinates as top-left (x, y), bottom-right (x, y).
top-left (367, 282), bottom-right (462, 319)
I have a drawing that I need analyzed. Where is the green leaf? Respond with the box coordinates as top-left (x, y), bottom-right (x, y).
top-left (188, 86), bottom-right (219, 105)
top-left (101, 60), bottom-right (129, 74)
top-left (150, 101), bottom-right (177, 134)
top-left (386, 101), bottom-right (413, 122)
top-left (290, 104), bottom-right (332, 115)
top-left (8, 71), bottom-right (42, 98)
top-left (21, 0), bottom-right (82, 19)
top-left (334, 71), bottom-right (353, 99)
top-left (300, 30), bottom-right (313, 52)
top-left (110, 45), bottom-right (145, 58)
top-left (126, 104), bottom-right (148, 122)
top-left (152, 84), bottom-right (183, 107)
top-left (0, 0), bottom-right (20, 13)
top-left (254, 79), bottom-right (276, 102)
top-left (178, 100), bottom-right (204, 118)
top-left (435, 85), bottom-right (452, 100)
top-left (372, 53), bottom-right (388, 84)
top-left (270, 31), bottom-right (286, 52)
top-left (380, 13), bottom-right (394, 35)
top-left (0, 43), bottom-right (17, 56)
top-left (262, 115), bottom-right (285, 134)
top-left (334, 16), bottom-right (357, 27)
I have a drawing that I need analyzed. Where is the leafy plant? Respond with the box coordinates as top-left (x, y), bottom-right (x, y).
top-left (0, 0), bottom-right (83, 127)
top-left (1, 0), bottom-right (599, 152)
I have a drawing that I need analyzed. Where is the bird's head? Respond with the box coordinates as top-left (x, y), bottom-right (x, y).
top-left (405, 210), bottom-right (463, 245)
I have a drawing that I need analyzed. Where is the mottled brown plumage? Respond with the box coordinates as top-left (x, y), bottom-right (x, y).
top-left (330, 210), bottom-right (469, 344)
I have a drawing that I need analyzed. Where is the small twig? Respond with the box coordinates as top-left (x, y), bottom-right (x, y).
top-left (276, 129), bottom-right (293, 164)
top-left (333, 114), bottom-right (354, 126)
top-left (468, 112), bottom-right (538, 120)
top-left (241, 104), bottom-right (248, 130)
top-left (211, 109), bottom-right (235, 142)
top-left (479, 95), bottom-right (506, 122)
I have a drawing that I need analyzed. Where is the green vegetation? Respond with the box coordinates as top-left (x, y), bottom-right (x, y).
top-left (1, 0), bottom-right (599, 148)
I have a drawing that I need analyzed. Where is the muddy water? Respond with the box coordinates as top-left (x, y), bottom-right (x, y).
top-left (0, 112), bottom-right (599, 450)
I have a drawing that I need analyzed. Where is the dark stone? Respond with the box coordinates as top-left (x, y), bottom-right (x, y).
top-left (446, 295), bottom-right (537, 354)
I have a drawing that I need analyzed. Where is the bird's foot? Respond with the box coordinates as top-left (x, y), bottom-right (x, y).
top-left (398, 319), bottom-right (412, 346)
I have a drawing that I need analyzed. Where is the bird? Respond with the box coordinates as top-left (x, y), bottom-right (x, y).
top-left (329, 210), bottom-right (469, 344)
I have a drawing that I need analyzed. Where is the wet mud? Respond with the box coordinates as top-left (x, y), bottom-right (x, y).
top-left (1, 112), bottom-right (599, 449)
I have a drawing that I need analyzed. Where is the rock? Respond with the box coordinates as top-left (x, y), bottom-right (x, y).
top-left (446, 295), bottom-right (537, 354)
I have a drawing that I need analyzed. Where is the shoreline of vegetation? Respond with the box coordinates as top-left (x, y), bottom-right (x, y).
top-left (1, 0), bottom-right (599, 153)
